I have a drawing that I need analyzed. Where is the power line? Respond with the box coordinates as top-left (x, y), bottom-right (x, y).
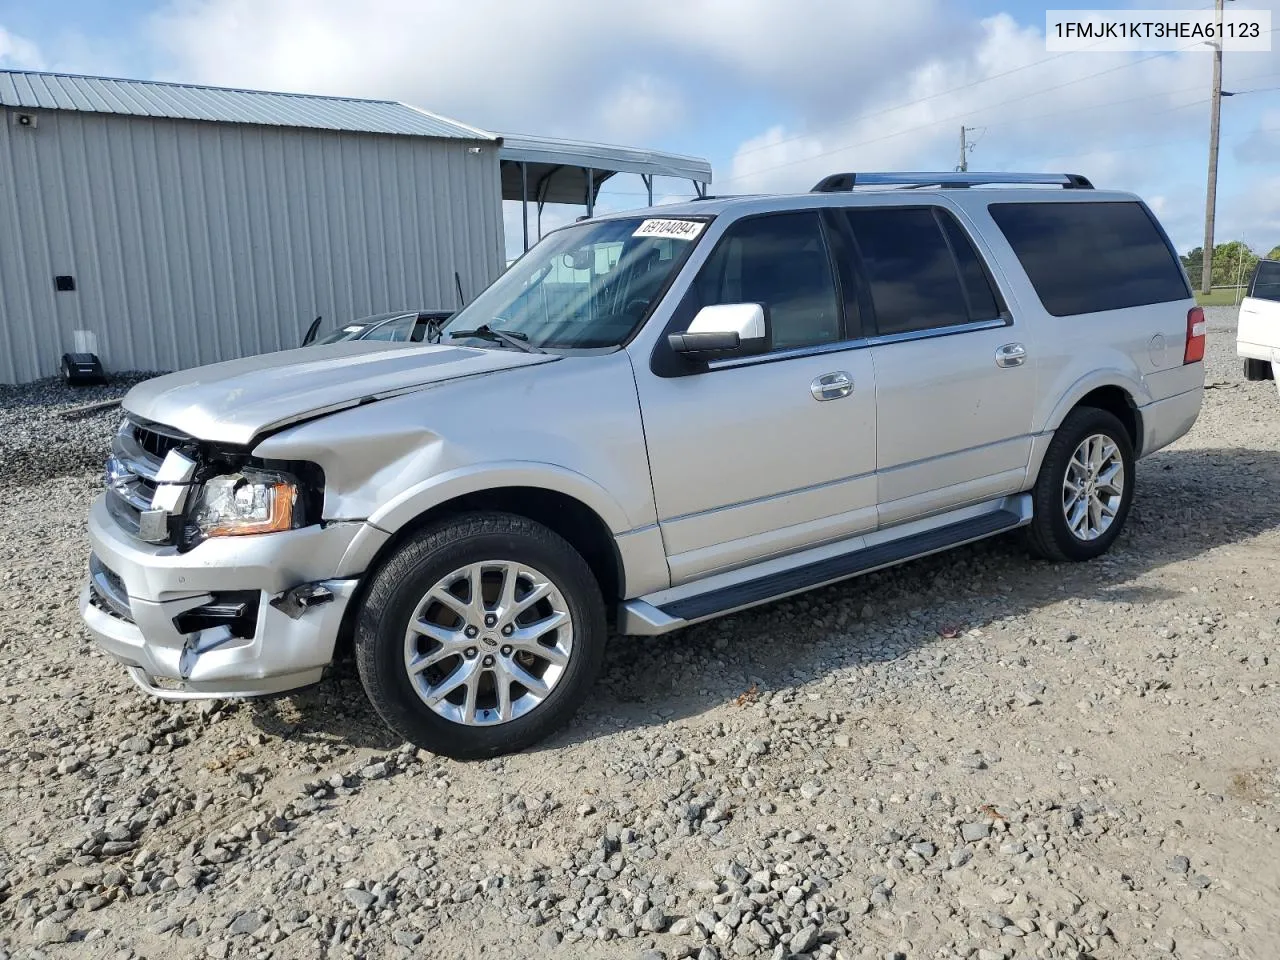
top-left (598, 91), bottom-right (1214, 199)
top-left (723, 42), bottom-right (1213, 184)
top-left (724, 26), bottom-right (1280, 187)
top-left (734, 44), bottom-right (1102, 159)
top-left (1032, 124), bottom-right (1278, 166)
top-left (956, 68), bottom-right (1279, 135)
top-left (724, 57), bottom-right (1211, 184)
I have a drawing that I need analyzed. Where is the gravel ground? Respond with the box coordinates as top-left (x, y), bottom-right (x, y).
top-left (0, 374), bottom-right (160, 490)
top-left (1, 307), bottom-right (1277, 960)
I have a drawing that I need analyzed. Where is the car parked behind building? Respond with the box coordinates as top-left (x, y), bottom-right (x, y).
top-left (82, 171), bottom-right (1205, 759)
top-left (304, 310), bottom-right (454, 346)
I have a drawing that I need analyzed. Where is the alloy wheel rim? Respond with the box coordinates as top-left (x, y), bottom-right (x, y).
top-left (1062, 433), bottom-right (1125, 541)
top-left (403, 561), bottom-right (573, 726)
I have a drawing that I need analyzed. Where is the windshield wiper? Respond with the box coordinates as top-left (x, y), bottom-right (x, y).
top-left (447, 324), bottom-right (542, 354)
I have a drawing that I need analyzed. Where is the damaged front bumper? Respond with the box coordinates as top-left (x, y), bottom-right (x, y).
top-left (79, 494), bottom-right (367, 700)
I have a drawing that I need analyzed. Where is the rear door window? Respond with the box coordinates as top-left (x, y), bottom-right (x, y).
top-left (841, 207), bottom-right (1002, 336)
top-left (988, 201), bottom-right (1190, 316)
top-left (1248, 260), bottom-right (1280, 303)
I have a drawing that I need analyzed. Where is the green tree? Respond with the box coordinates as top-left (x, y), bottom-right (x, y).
top-left (1211, 241), bottom-right (1258, 288)
top-left (1266, 245), bottom-right (1280, 262)
top-left (1181, 246), bottom-right (1203, 279)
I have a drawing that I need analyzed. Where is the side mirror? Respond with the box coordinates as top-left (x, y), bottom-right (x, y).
top-left (668, 303), bottom-right (770, 356)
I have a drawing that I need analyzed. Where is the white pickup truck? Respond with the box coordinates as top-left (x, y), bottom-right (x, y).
top-left (1239, 259), bottom-right (1280, 389)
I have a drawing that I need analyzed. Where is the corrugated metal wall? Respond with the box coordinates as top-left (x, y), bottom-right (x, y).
top-left (0, 109), bottom-right (505, 383)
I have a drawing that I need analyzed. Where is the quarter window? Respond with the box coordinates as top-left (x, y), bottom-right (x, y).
top-left (940, 213), bottom-right (1002, 322)
top-left (843, 207), bottom-right (1001, 336)
top-left (988, 201), bottom-right (1190, 316)
top-left (691, 212), bottom-right (841, 350)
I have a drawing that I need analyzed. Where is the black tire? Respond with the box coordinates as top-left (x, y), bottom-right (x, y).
top-left (354, 512), bottom-right (607, 760)
top-left (1024, 406), bottom-right (1135, 563)
top-left (1244, 358), bottom-right (1275, 381)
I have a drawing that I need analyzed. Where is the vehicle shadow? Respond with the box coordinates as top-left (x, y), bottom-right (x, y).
top-left (253, 445), bottom-right (1280, 754)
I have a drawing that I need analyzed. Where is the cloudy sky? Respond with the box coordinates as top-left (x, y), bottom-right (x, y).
top-left (2, 0), bottom-right (1278, 256)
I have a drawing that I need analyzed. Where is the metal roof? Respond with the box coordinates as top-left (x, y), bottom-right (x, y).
top-left (498, 133), bottom-right (712, 184)
top-left (0, 69), bottom-right (495, 140)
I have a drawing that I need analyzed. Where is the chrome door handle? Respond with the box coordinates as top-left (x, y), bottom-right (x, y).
top-left (810, 371), bottom-right (854, 401)
top-left (995, 343), bottom-right (1027, 368)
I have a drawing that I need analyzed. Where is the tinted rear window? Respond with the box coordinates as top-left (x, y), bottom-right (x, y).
top-left (1249, 260), bottom-right (1280, 303)
top-left (988, 201), bottom-right (1190, 317)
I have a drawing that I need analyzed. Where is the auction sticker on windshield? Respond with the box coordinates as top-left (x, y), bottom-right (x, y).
top-left (633, 219), bottom-right (705, 240)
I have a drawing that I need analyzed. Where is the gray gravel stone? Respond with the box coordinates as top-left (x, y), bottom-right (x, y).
top-left (791, 924), bottom-right (819, 953)
top-left (639, 906), bottom-right (668, 932)
top-left (34, 919), bottom-right (69, 945)
top-left (344, 888), bottom-right (377, 910)
top-left (2, 318), bottom-right (1277, 960)
top-left (228, 912), bottom-right (263, 936)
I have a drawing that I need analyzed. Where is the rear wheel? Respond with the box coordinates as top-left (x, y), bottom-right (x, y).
top-left (354, 512), bottom-right (607, 759)
top-left (1025, 407), bottom-right (1135, 562)
top-left (1244, 358), bottom-right (1275, 381)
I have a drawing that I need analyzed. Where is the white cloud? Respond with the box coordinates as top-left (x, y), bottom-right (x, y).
top-left (595, 75), bottom-right (685, 144)
top-left (146, 0), bottom-right (956, 139)
top-left (138, 0), bottom-right (1279, 252)
top-left (725, 13), bottom-right (1215, 196)
top-left (0, 26), bottom-right (45, 69)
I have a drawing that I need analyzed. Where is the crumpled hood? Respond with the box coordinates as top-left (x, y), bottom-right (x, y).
top-left (122, 341), bottom-right (556, 446)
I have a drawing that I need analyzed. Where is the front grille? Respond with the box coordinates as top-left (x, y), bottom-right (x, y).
top-left (105, 418), bottom-right (195, 543)
top-left (135, 422), bottom-right (185, 461)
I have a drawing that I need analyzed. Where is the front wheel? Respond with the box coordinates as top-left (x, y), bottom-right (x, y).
top-left (1024, 407), bottom-right (1135, 562)
top-left (354, 513), bottom-right (607, 760)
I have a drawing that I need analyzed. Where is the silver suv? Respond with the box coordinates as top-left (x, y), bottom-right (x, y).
top-left (81, 171), bottom-right (1205, 759)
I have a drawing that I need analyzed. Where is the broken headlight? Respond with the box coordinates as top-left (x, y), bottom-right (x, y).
top-left (191, 470), bottom-right (300, 540)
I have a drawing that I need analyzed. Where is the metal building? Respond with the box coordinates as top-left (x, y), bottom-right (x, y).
top-left (0, 70), bottom-right (714, 384)
top-left (0, 70), bottom-right (505, 383)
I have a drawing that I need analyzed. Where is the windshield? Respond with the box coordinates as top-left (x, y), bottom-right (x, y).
top-left (312, 312), bottom-right (410, 345)
top-left (441, 215), bottom-right (708, 349)
top-left (314, 324), bottom-right (368, 344)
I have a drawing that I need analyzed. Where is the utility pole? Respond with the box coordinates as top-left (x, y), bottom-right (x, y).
top-left (958, 126), bottom-right (969, 173)
top-left (1201, 0), bottom-right (1225, 294)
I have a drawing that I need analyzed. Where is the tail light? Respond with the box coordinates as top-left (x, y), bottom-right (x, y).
top-left (1184, 306), bottom-right (1206, 364)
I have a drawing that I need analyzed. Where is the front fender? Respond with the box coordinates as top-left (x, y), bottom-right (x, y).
top-left (332, 461), bottom-right (667, 597)
top-left (367, 460), bottom-right (636, 536)
top-left (330, 461), bottom-right (643, 587)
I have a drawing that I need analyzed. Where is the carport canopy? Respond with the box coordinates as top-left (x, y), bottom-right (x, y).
top-left (498, 133), bottom-right (713, 251)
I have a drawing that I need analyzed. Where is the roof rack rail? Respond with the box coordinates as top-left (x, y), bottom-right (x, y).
top-left (810, 172), bottom-right (1094, 193)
